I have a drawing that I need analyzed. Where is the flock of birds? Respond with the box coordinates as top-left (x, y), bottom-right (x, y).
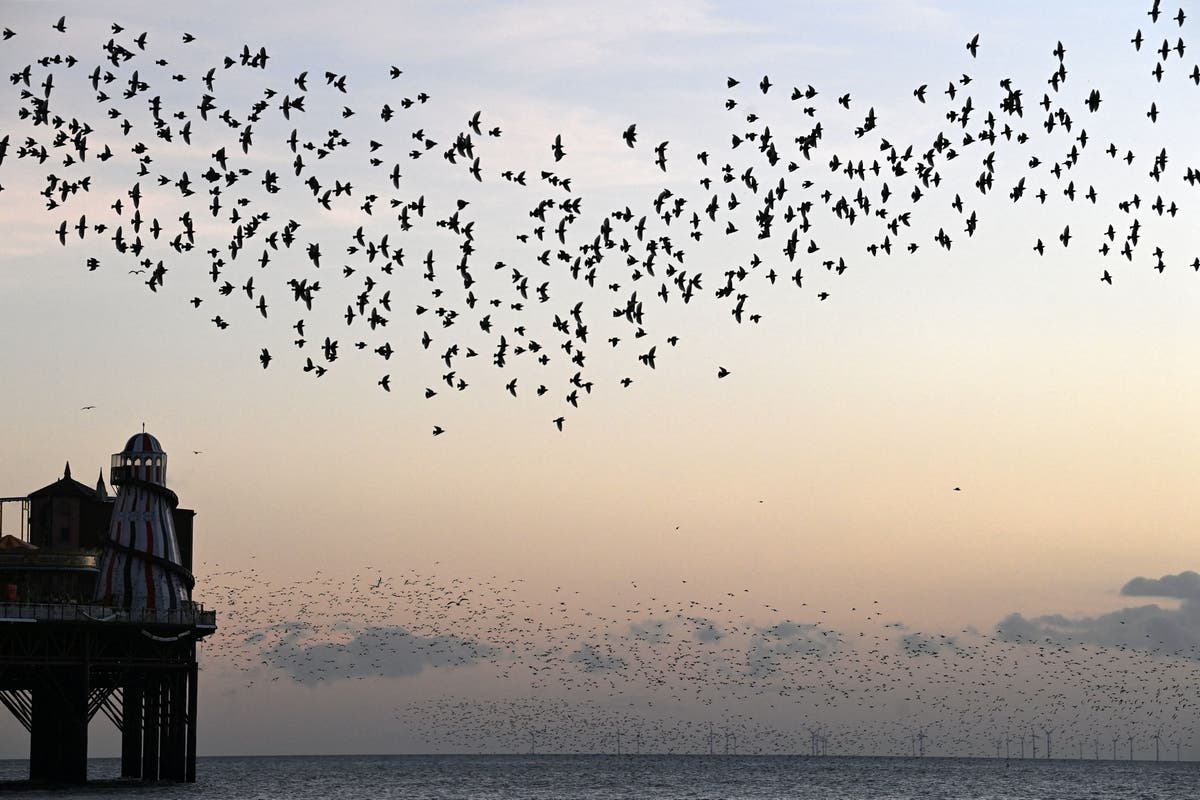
top-left (196, 561), bottom-right (1200, 757)
top-left (5, 3), bottom-right (1200, 758)
top-left (2, 4), bottom-right (1198, 434)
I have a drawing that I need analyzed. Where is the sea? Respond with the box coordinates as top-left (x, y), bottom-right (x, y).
top-left (0, 755), bottom-right (1196, 799)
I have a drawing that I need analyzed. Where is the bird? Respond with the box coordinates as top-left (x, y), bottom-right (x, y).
top-left (654, 141), bottom-right (668, 172)
top-left (5, 0), bottom-right (1192, 451)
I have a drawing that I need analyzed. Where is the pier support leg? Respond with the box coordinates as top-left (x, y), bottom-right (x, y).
top-left (121, 681), bottom-right (143, 778)
top-left (141, 677), bottom-right (160, 781)
top-left (29, 668), bottom-right (88, 783)
top-left (185, 661), bottom-right (198, 782)
top-left (163, 670), bottom-right (187, 781)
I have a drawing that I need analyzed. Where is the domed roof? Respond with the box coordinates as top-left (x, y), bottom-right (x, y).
top-left (122, 431), bottom-right (164, 455)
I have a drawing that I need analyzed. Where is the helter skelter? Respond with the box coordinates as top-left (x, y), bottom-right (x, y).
top-left (96, 431), bottom-right (192, 609)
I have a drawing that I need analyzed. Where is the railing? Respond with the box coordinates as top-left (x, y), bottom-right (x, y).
top-left (0, 601), bottom-right (216, 628)
top-left (0, 550), bottom-right (101, 569)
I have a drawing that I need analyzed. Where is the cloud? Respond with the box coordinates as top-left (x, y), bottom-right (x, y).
top-left (846, 0), bottom-right (962, 37)
top-left (994, 571), bottom-right (1200, 656)
top-left (1122, 571), bottom-right (1200, 600)
top-left (263, 624), bottom-right (491, 684)
top-left (899, 632), bottom-right (959, 656)
top-left (758, 620), bottom-right (841, 650)
top-left (628, 618), bottom-right (675, 644)
top-left (690, 618), bottom-right (725, 643)
top-left (568, 642), bottom-right (627, 672)
top-left (421, 0), bottom-right (767, 74)
top-left (745, 620), bottom-right (842, 676)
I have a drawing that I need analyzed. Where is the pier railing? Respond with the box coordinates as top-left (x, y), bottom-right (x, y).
top-left (0, 601), bottom-right (215, 628)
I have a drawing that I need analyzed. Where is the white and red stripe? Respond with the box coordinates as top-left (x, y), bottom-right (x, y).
top-left (95, 432), bottom-right (189, 609)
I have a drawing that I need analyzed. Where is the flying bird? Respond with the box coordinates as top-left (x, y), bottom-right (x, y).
top-left (622, 124), bottom-right (637, 148)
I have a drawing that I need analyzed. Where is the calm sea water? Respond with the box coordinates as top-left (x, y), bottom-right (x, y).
top-left (0, 755), bottom-right (1196, 799)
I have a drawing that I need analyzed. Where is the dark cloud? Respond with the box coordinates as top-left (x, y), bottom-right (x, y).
top-left (264, 624), bottom-right (492, 684)
top-left (899, 632), bottom-right (959, 656)
top-left (1122, 571), bottom-right (1200, 600)
top-left (690, 618), bottom-right (726, 643)
top-left (627, 618), bottom-right (675, 644)
top-left (994, 571), bottom-right (1200, 656)
top-left (746, 621), bottom-right (842, 676)
top-left (568, 642), bottom-right (627, 672)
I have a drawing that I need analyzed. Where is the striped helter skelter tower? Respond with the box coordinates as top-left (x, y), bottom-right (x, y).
top-left (95, 432), bottom-right (192, 609)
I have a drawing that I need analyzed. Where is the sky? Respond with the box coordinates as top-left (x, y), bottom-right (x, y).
top-left (0, 0), bottom-right (1199, 758)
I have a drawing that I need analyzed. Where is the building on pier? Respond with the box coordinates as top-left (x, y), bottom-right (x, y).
top-left (0, 432), bottom-right (216, 783)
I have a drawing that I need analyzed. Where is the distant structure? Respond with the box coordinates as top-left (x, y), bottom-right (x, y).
top-left (0, 432), bottom-right (216, 783)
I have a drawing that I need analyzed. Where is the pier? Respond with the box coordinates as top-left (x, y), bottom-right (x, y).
top-left (0, 433), bottom-right (216, 783)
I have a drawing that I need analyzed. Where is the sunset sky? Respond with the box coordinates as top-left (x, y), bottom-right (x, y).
top-left (1, 0), bottom-right (1198, 757)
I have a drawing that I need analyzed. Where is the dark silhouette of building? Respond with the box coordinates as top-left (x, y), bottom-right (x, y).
top-left (0, 433), bottom-right (216, 783)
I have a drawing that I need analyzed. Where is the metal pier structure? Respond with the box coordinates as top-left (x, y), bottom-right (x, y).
top-left (0, 602), bottom-right (216, 781)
